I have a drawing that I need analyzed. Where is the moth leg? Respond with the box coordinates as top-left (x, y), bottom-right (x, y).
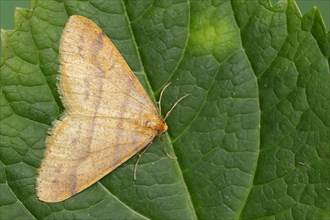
top-left (163, 146), bottom-right (177, 160)
top-left (134, 141), bottom-right (153, 180)
top-left (159, 135), bottom-right (177, 160)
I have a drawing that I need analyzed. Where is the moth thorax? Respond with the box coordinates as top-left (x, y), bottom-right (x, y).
top-left (142, 119), bottom-right (168, 134)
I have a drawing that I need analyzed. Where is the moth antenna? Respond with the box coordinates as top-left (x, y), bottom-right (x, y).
top-left (134, 141), bottom-right (153, 180)
top-left (163, 94), bottom-right (190, 121)
top-left (157, 82), bottom-right (172, 115)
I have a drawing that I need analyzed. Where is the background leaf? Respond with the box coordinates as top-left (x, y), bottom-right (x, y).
top-left (1, 0), bottom-right (329, 219)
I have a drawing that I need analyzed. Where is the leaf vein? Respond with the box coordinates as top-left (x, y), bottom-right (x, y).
top-left (97, 182), bottom-right (151, 220)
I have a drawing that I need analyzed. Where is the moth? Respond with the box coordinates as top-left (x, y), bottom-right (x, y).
top-left (37, 15), bottom-right (188, 202)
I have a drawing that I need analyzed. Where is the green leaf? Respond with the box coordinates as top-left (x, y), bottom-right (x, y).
top-left (1, 0), bottom-right (329, 219)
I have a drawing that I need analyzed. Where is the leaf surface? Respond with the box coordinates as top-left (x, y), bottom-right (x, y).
top-left (1, 0), bottom-right (329, 219)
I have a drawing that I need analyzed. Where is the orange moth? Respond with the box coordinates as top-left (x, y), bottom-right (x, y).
top-left (36, 15), bottom-right (187, 202)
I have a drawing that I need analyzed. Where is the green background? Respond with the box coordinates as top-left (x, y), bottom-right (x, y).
top-left (1, 0), bottom-right (330, 30)
top-left (1, 0), bottom-right (329, 219)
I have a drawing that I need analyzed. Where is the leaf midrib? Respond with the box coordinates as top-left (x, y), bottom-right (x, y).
top-left (121, 1), bottom-right (156, 103)
top-left (122, 1), bottom-right (198, 219)
top-left (229, 0), bottom-right (263, 218)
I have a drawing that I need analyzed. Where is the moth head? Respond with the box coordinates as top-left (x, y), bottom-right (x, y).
top-left (159, 120), bottom-right (168, 134)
